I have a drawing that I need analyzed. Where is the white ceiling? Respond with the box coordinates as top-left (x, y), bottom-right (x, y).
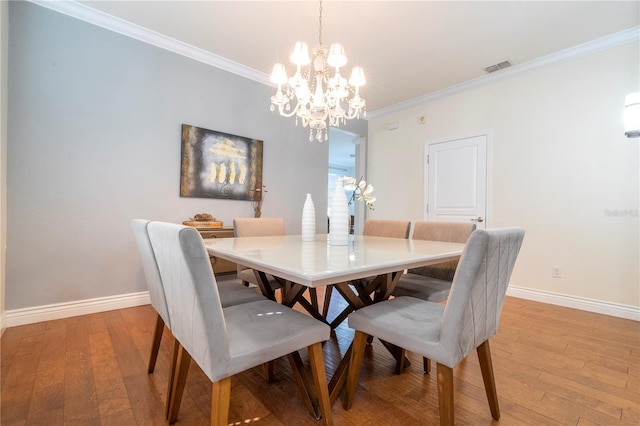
top-left (75, 0), bottom-right (639, 114)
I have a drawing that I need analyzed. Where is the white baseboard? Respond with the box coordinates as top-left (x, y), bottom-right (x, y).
top-left (5, 291), bottom-right (151, 327)
top-left (3, 286), bottom-right (638, 328)
top-left (507, 285), bottom-right (640, 321)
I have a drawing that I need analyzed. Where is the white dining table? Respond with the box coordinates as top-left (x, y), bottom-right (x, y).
top-left (204, 233), bottom-right (463, 288)
top-left (205, 233), bottom-right (465, 404)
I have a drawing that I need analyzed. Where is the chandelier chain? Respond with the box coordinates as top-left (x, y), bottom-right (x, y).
top-left (318, 0), bottom-right (323, 45)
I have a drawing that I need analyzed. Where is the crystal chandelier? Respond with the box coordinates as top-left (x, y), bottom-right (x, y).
top-left (269, 0), bottom-right (366, 142)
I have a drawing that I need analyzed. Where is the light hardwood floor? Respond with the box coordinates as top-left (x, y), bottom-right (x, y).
top-left (2, 280), bottom-right (639, 425)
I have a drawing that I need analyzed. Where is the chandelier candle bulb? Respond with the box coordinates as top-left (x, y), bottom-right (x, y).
top-left (328, 43), bottom-right (347, 68)
top-left (270, 63), bottom-right (288, 85)
top-left (291, 42), bottom-right (311, 65)
top-left (349, 67), bottom-right (366, 87)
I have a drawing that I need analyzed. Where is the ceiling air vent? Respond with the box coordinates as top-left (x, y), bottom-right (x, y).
top-left (484, 60), bottom-right (512, 73)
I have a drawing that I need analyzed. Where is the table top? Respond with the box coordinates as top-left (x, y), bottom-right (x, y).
top-left (204, 234), bottom-right (465, 288)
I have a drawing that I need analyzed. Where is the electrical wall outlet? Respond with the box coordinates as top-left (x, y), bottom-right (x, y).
top-left (552, 266), bottom-right (562, 278)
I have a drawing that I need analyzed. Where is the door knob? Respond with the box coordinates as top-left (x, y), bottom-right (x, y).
top-left (471, 217), bottom-right (484, 223)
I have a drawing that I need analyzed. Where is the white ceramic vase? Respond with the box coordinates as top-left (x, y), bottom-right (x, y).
top-left (329, 184), bottom-right (349, 246)
top-left (301, 193), bottom-right (316, 242)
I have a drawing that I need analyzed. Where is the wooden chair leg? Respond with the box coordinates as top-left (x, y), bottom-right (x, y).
top-left (423, 357), bottom-right (431, 374)
top-left (148, 314), bottom-right (165, 374)
top-left (262, 361), bottom-right (275, 383)
top-left (165, 339), bottom-right (180, 419)
top-left (167, 344), bottom-right (192, 424)
top-left (308, 343), bottom-right (333, 426)
top-left (395, 348), bottom-right (407, 375)
top-left (344, 331), bottom-right (369, 410)
top-left (211, 377), bottom-right (232, 426)
top-left (322, 285), bottom-right (333, 317)
top-left (436, 363), bottom-right (454, 426)
top-left (477, 340), bottom-right (500, 420)
top-left (287, 351), bottom-right (319, 419)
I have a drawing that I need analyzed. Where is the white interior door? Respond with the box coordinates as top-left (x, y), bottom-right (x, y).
top-left (425, 134), bottom-right (488, 228)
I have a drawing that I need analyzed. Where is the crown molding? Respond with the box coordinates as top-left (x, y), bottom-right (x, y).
top-left (28, 0), bottom-right (270, 85)
top-left (368, 25), bottom-right (640, 119)
top-left (28, 1), bottom-right (638, 120)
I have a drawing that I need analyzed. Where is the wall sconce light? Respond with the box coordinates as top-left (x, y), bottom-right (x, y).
top-left (624, 92), bottom-right (640, 138)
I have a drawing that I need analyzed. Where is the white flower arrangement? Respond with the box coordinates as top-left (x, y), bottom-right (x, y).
top-left (338, 176), bottom-right (376, 210)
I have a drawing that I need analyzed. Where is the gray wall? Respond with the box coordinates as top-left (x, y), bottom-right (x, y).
top-left (6, 1), bottom-right (366, 310)
top-left (1, 0), bottom-right (8, 330)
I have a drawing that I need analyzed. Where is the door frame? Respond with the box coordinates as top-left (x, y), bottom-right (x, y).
top-left (353, 136), bottom-right (367, 235)
top-left (424, 130), bottom-right (492, 227)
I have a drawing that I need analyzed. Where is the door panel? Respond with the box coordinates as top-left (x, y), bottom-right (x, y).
top-left (426, 134), bottom-right (487, 228)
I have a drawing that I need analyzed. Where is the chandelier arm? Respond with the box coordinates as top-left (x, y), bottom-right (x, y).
top-left (343, 108), bottom-right (364, 120)
top-left (276, 102), bottom-right (302, 118)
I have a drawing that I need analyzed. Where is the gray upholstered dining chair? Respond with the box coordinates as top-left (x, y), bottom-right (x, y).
top-left (344, 228), bottom-right (525, 426)
top-left (392, 221), bottom-right (476, 373)
top-left (400, 221), bottom-right (477, 287)
top-left (147, 222), bottom-right (333, 426)
top-left (362, 219), bottom-right (412, 239)
top-left (233, 218), bottom-right (286, 296)
top-left (321, 219), bottom-right (411, 323)
top-left (132, 219), bottom-right (267, 417)
top-left (131, 219), bottom-right (171, 375)
top-left (133, 219), bottom-right (267, 371)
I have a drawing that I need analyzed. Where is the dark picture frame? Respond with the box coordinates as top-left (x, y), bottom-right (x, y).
top-left (180, 124), bottom-right (263, 201)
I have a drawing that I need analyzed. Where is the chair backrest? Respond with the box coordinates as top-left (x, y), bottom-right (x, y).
top-left (131, 219), bottom-right (170, 328)
top-left (412, 221), bottom-right (476, 243)
top-left (362, 219), bottom-right (411, 239)
top-left (233, 218), bottom-right (285, 237)
top-left (439, 228), bottom-right (524, 367)
top-left (147, 222), bottom-right (230, 375)
top-left (409, 221), bottom-right (477, 281)
top-left (234, 218), bottom-right (286, 278)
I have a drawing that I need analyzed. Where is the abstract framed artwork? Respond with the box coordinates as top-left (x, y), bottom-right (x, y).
top-left (180, 124), bottom-right (263, 201)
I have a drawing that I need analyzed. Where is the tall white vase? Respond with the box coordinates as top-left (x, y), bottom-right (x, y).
top-left (301, 193), bottom-right (316, 242)
top-left (329, 184), bottom-right (349, 246)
